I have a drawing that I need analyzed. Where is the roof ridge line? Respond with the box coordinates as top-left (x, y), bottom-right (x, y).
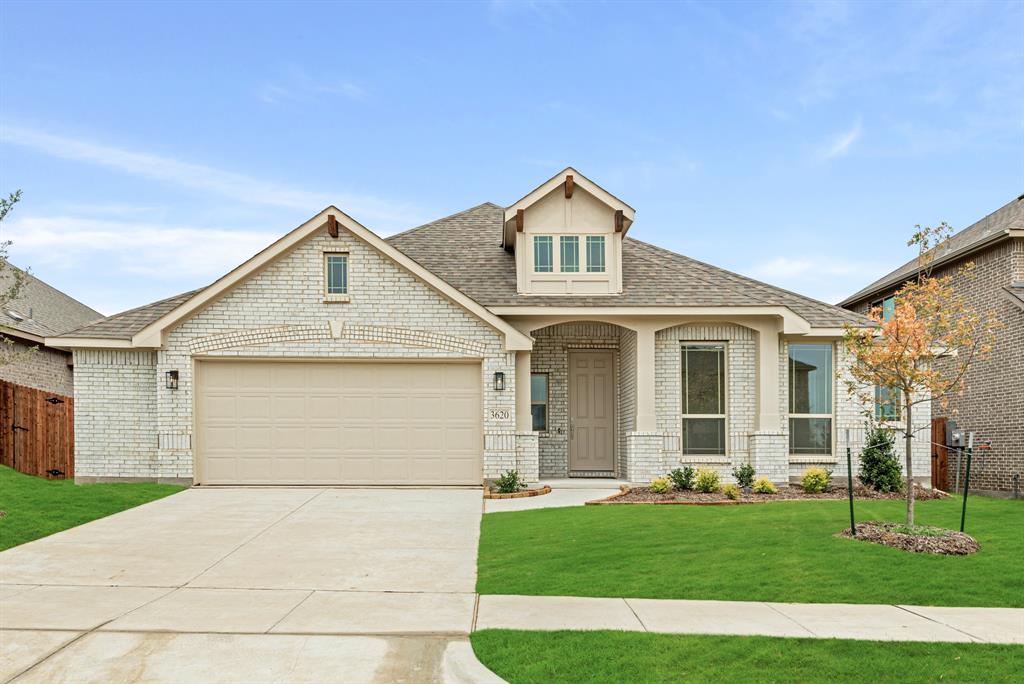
top-left (385, 202), bottom-right (500, 242)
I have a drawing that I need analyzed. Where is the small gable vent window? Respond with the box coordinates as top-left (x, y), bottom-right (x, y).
top-left (325, 253), bottom-right (349, 299)
top-left (586, 236), bottom-right (606, 273)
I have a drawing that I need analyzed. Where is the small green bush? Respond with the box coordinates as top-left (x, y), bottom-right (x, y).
top-left (723, 483), bottom-right (741, 500)
top-left (668, 467), bottom-right (696, 491)
top-left (495, 470), bottom-right (526, 494)
top-left (860, 423), bottom-right (904, 493)
top-left (801, 467), bottom-right (832, 494)
top-left (694, 467), bottom-right (721, 494)
top-left (650, 477), bottom-right (672, 494)
top-left (732, 463), bottom-right (756, 489)
top-left (752, 477), bottom-right (778, 494)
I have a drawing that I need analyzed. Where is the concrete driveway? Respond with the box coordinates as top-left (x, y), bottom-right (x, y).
top-left (0, 488), bottom-right (498, 683)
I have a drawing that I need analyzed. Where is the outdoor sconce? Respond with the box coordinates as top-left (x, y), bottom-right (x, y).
top-left (165, 370), bottom-right (179, 390)
top-left (493, 371), bottom-right (505, 391)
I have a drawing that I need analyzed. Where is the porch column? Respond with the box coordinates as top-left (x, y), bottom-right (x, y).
top-left (635, 324), bottom-right (657, 432)
top-left (515, 350), bottom-right (533, 433)
top-left (751, 319), bottom-right (783, 432)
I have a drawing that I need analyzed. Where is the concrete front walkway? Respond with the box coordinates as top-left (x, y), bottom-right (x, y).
top-left (475, 595), bottom-right (1024, 644)
top-left (0, 488), bottom-right (500, 683)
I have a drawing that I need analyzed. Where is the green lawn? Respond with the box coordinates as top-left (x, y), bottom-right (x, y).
top-left (471, 631), bottom-right (1024, 684)
top-left (0, 466), bottom-right (184, 551)
top-left (478, 496), bottom-right (1024, 607)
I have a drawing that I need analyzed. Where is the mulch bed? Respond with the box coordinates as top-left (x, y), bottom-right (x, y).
top-left (838, 521), bottom-right (979, 555)
top-left (483, 485), bottom-right (552, 500)
top-left (590, 484), bottom-right (946, 505)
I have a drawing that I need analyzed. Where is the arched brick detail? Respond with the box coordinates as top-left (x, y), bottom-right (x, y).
top-left (341, 324), bottom-right (487, 356)
top-left (189, 324), bottom-right (331, 354)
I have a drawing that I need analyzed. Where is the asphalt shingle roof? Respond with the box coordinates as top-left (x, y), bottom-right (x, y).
top-left (61, 289), bottom-right (202, 340)
top-left (1, 265), bottom-right (103, 338)
top-left (841, 194), bottom-right (1024, 307)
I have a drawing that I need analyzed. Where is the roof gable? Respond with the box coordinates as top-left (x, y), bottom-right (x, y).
top-left (1, 265), bottom-right (102, 340)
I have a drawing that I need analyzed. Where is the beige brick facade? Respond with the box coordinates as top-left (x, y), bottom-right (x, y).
top-left (0, 338), bottom-right (75, 396)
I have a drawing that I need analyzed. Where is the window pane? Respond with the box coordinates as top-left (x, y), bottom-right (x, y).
top-left (586, 236), bottom-right (606, 272)
top-left (531, 404), bottom-right (547, 431)
top-left (534, 236), bottom-right (553, 272)
top-left (789, 417), bottom-right (832, 455)
top-left (683, 418), bottom-right (726, 455)
top-left (682, 345), bottom-right (724, 415)
top-left (326, 255), bottom-right (347, 294)
top-left (875, 385), bottom-right (900, 420)
top-left (882, 297), bottom-right (896, 322)
top-left (788, 344), bottom-right (832, 414)
top-left (531, 373), bottom-right (547, 401)
top-left (560, 236), bottom-right (579, 272)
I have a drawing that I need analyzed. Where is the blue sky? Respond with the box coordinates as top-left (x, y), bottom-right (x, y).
top-left (2, 0), bottom-right (1021, 315)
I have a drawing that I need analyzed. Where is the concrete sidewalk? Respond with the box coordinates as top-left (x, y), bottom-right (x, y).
top-left (476, 595), bottom-right (1024, 644)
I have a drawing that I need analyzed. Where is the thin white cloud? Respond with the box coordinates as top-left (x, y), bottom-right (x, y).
top-left (747, 254), bottom-right (874, 304)
top-left (257, 69), bottom-right (367, 105)
top-left (751, 256), bottom-right (864, 280)
top-left (822, 119), bottom-right (863, 159)
top-left (0, 125), bottom-right (426, 232)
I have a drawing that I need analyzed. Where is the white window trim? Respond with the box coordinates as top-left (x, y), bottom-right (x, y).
top-left (532, 233), bottom-right (608, 275)
top-left (323, 251), bottom-right (350, 303)
top-left (680, 342), bottom-right (729, 458)
top-left (787, 341), bottom-right (835, 461)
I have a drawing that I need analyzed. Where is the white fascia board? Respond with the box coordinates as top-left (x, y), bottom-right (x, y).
top-left (44, 337), bottom-right (136, 350)
top-left (489, 305), bottom-right (813, 334)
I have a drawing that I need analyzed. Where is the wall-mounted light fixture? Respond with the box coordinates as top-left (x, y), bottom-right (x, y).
top-left (165, 370), bottom-right (179, 390)
top-left (493, 371), bottom-right (505, 391)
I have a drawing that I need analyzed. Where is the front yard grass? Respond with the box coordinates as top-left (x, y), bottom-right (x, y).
top-left (0, 466), bottom-right (184, 551)
top-left (477, 496), bottom-right (1024, 607)
top-left (471, 630), bottom-right (1023, 684)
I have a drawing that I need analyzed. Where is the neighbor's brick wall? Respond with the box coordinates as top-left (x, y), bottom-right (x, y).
top-left (848, 237), bottom-right (1023, 494)
top-left (0, 339), bottom-right (74, 396)
top-left (72, 350), bottom-right (158, 478)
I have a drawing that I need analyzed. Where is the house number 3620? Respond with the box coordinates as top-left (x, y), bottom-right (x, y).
top-left (489, 409), bottom-right (511, 421)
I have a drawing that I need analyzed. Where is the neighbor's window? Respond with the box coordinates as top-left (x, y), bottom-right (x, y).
top-left (560, 236), bottom-right (580, 273)
top-left (531, 373), bottom-right (548, 431)
top-left (871, 296), bottom-right (896, 322)
top-left (788, 343), bottom-right (833, 455)
top-left (534, 236), bottom-right (553, 273)
top-left (875, 385), bottom-right (901, 421)
top-left (325, 253), bottom-right (348, 295)
top-left (586, 235), bottom-right (606, 272)
top-left (681, 343), bottom-right (726, 455)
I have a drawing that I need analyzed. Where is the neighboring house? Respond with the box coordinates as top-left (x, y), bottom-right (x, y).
top-left (841, 195), bottom-right (1024, 497)
top-left (48, 169), bottom-right (930, 487)
top-left (0, 265), bottom-right (102, 396)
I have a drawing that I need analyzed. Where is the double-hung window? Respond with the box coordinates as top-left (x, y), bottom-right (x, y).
top-left (325, 253), bottom-right (348, 297)
top-left (531, 373), bottom-right (548, 431)
top-left (586, 236), bottom-right (606, 272)
top-left (871, 296), bottom-right (896, 322)
top-left (681, 343), bottom-right (726, 455)
top-left (875, 385), bottom-right (900, 421)
top-left (560, 236), bottom-right (579, 272)
top-left (534, 236), bottom-right (553, 272)
top-left (788, 343), bottom-right (833, 455)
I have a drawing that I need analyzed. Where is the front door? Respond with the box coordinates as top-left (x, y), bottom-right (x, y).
top-left (569, 351), bottom-right (616, 473)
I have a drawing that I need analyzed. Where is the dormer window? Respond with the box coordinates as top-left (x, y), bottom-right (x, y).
top-left (534, 236), bottom-right (553, 273)
top-left (560, 236), bottom-right (579, 272)
top-left (586, 236), bottom-right (606, 273)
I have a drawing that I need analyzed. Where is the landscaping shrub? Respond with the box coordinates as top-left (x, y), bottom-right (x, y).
top-left (723, 483), bottom-right (741, 500)
top-left (801, 467), bottom-right (832, 494)
top-left (859, 423), bottom-right (904, 493)
top-left (752, 477), bottom-right (778, 494)
top-left (650, 477), bottom-right (672, 494)
top-left (495, 470), bottom-right (526, 494)
top-left (694, 468), bottom-right (721, 493)
top-left (669, 467), bottom-right (696, 491)
top-left (732, 463), bottom-right (756, 489)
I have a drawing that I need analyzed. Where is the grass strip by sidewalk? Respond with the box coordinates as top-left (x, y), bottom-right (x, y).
top-left (471, 630), bottom-right (1023, 684)
top-left (478, 496), bottom-right (1024, 607)
top-left (0, 465), bottom-right (184, 551)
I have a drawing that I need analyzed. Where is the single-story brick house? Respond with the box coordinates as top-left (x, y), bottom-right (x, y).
top-left (841, 194), bottom-right (1023, 497)
top-left (49, 169), bottom-right (930, 487)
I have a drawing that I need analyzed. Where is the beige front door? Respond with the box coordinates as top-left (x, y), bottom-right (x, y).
top-left (569, 351), bottom-right (615, 472)
top-left (195, 360), bottom-right (482, 485)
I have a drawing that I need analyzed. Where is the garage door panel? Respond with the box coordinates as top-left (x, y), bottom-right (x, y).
top-left (197, 361), bottom-right (482, 485)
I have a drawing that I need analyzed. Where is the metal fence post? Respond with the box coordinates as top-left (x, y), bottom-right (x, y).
top-left (960, 434), bottom-right (973, 533)
top-left (845, 429), bottom-right (856, 536)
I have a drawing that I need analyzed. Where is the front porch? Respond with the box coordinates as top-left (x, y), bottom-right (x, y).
top-left (507, 316), bottom-right (801, 486)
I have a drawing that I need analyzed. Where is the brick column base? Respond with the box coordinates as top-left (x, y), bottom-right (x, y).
top-left (750, 431), bottom-right (788, 484)
top-left (515, 433), bottom-right (540, 484)
top-left (625, 431), bottom-right (666, 484)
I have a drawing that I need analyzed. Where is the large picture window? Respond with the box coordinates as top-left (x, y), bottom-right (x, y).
top-left (788, 343), bottom-right (833, 455)
top-left (681, 343), bottom-right (726, 455)
top-left (531, 373), bottom-right (548, 431)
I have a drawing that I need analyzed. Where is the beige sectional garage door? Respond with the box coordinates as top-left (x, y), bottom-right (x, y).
top-left (196, 360), bottom-right (482, 485)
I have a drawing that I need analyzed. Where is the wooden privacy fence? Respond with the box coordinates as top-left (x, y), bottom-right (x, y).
top-left (0, 379), bottom-right (74, 479)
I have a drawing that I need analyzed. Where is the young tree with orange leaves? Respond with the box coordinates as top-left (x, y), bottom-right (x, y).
top-left (843, 223), bottom-right (999, 525)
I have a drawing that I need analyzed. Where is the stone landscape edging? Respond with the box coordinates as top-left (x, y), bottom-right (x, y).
top-left (483, 485), bottom-right (552, 500)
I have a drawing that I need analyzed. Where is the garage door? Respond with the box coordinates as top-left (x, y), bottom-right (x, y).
top-left (196, 361), bottom-right (482, 485)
